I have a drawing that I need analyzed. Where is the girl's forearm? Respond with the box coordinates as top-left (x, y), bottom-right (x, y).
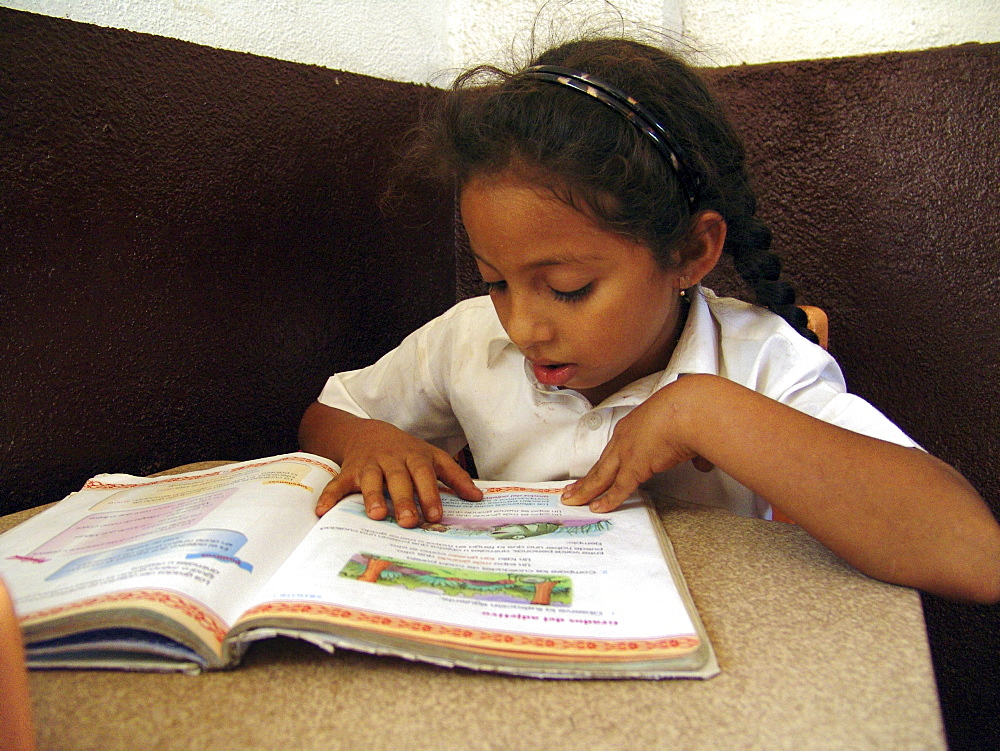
top-left (298, 401), bottom-right (364, 464)
top-left (674, 375), bottom-right (1000, 603)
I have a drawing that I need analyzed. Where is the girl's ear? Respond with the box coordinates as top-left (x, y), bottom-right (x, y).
top-left (677, 210), bottom-right (726, 287)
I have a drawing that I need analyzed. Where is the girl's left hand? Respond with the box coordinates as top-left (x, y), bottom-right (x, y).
top-left (561, 382), bottom-right (711, 512)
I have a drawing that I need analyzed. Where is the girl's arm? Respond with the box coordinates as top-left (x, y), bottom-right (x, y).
top-left (298, 401), bottom-right (482, 527)
top-left (563, 374), bottom-right (1000, 603)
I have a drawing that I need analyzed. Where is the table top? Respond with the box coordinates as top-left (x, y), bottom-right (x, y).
top-left (1, 469), bottom-right (944, 750)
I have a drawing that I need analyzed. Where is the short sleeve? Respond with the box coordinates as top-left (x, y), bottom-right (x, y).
top-left (813, 392), bottom-right (920, 448)
top-left (315, 300), bottom-right (484, 455)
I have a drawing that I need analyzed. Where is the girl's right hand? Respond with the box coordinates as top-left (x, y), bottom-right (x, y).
top-left (312, 418), bottom-right (482, 527)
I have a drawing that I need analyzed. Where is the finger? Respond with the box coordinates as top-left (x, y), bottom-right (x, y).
top-left (357, 468), bottom-right (390, 521)
top-left (384, 468), bottom-right (419, 528)
top-left (588, 476), bottom-right (639, 513)
top-left (409, 462), bottom-right (444, 523)
top-left (434, 455), bottom-right (484, 502)
top-left (562, 454), bottom-right (621, 506)
top-left (315, 474), bottom-right (357, 516)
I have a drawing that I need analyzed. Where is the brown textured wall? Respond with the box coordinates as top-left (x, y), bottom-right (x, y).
top-left (700, 47), bottom-right (1000, 751)
top-left (0, 9), bottom-right (457, 513)
top-left (701, 46), bottom-right (999, 510)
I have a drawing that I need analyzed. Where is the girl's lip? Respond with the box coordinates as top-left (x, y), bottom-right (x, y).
top-left (531, 361), bottom-right (579, 387)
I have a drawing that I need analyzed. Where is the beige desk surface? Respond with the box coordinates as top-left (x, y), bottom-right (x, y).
top-left (2, 468), bottom-right (944, 750)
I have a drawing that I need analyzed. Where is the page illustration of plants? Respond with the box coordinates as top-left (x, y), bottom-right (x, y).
top-left (339, 554), bottom-right (571, 606)
top-left (342, 502), bottom-right (613, 541)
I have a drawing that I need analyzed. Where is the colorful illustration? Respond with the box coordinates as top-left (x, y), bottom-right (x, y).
top-left (33, 489), bottom-right (239, 558)
top-left (417, 516), bottom-right (610, 540)
top-left (339, 554), bottom-right (572, 606)
top-left (45, 529), bottom-right (252, 581)
top-left (341, 501), bottom-right (612, 540)
top-left (488, 522), bottom-right (561, 539)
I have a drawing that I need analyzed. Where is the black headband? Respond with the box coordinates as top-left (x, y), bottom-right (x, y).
top-left (521, 64), bottom-right (700, 207)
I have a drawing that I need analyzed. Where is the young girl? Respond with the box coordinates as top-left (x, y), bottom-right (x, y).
top-left (299, 37), bottom-right (1000, 604)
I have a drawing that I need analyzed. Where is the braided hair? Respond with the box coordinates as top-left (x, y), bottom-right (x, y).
top-left (402, 36), bottom-right (817, 343)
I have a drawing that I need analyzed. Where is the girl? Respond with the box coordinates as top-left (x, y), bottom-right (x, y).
top-left (299, 37), bottom-right (1000, 604)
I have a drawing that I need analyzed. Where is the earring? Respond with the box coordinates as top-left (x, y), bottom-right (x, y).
top-left (678, 276), bottom-right (688, 298)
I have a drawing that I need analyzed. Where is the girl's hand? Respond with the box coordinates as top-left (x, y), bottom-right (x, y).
top-left (300, 404), bottom-right (482, 527)
top-left (562, 382), bottom-right (709, 512)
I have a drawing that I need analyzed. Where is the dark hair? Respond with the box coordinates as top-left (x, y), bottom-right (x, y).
top-left (400, 36), bottom-right (817, 343)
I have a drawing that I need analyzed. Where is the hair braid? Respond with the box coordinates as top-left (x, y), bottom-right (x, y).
top-left (713, 174), bottom-right (818, 343)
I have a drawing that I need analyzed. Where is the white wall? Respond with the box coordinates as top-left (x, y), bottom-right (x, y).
top-left (4, 0), bottom-right (998, 82)
top-left (682, 0), bottom-right (1000, 67)
top-left (3, 0), bottom-right (453, 83)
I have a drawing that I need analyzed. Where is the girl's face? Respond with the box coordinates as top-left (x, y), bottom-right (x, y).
top-left (460, 172), bottom-right (687, 405)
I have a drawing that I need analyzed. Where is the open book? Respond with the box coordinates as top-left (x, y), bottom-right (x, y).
top-left (0, 453), bottom-right (718, 679)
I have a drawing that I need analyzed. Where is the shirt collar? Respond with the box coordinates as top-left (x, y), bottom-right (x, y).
top-left (487, 333), bottom-right (515, 368)
top-left (659, 285), bottom-right (720, 383)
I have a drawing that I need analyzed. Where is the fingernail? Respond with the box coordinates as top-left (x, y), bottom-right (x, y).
top-left (562, 484), bottom-right (575, 499)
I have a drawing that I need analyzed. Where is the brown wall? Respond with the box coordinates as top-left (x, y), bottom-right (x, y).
top-left (0, 9), bottom-right (457, 513)
top-left (701, 48), bottom-right (999, 518)
top-left (700, 52), bottom-right (1000, 748)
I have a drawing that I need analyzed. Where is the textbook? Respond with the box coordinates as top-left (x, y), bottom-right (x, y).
top-left (0, 453), bottom-right (718, 679)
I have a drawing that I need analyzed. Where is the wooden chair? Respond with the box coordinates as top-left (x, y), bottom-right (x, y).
top-left (800, 305), bottom-right (829, 351)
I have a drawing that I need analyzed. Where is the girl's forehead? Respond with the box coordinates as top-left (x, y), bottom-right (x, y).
top-left (460, 175), bottom-right (653, 272)
top-left (460, 170), bottom-right (604, 225)
top-left (461, 169), bottom-right (557, 203)
top-left (462, 177), bottom-right (599, 242)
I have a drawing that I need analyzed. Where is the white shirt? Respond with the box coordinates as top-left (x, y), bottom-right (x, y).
top-left (318, 287), bottom-right (917, 517)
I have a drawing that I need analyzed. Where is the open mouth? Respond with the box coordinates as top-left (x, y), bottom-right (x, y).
top-left (531, 361), bottom-right (579, 388)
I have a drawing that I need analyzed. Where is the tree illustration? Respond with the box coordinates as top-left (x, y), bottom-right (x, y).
top-left (516, 576), bottom-right (560, 605)
top-left (358, 555), bottom-right (392, 582)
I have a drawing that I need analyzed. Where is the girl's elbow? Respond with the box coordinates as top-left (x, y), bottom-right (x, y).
top-left (941, 529), bottom-right (1000, 605)
top-left (947, 573), bottom-right (1000, 605)
top-left (972, 581), bottom-right (1000, 606)
top-left (935, 471), bottom-right (1000, 604)
top-left (967, 548), bottom-right (1000, 605)
top-left (918, 568), bottom-right (1000, 605)
top-left (970, 520), bottom-right (1000, 604)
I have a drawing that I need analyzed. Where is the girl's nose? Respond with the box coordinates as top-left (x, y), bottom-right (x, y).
top-left (503, 292), bottom-right (555, 350)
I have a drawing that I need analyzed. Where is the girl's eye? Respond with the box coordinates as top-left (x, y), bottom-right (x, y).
top-left (484, 280), bottom-right (507, 293)
top-left (552, 283), bottom-right (592, 302)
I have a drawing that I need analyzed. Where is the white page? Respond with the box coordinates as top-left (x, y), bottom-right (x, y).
top-left (246, 482), bottom-right (698, 645)
top-left (0, 454), bottom-right (336, 630)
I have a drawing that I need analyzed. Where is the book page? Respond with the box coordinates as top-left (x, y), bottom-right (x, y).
top-left (239, 482), bottom-right (703, 667)
top-left (0, 454), bottom-right (336, 655)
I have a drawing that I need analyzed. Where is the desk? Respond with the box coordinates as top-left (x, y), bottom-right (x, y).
top-left (2, 482), bottom-right (944, 749)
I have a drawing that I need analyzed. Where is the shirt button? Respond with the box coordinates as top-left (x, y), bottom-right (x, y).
top-left (583, 412), bottom-right (603, 430)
